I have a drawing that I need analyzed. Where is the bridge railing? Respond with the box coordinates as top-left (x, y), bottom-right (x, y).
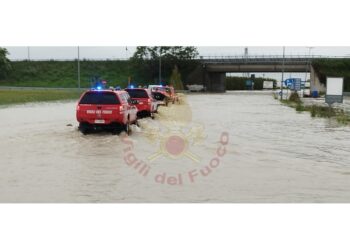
top-left (198, 55), bottom-right (350, 64)
top-left (198, 55), bottom-right (350, 60)
top-left (10, 58), bottom-right (129, 62)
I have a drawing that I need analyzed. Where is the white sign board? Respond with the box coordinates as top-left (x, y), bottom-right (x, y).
top-left (326, 77), bottom-right (343, 95)
top-left (263, 81), bottom-right (273, 89)
top-left (326, 77), bottom-right (344, 104)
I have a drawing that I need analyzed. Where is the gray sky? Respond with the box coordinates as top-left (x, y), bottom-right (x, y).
top-left (4, 46), bottom-right (350, 60)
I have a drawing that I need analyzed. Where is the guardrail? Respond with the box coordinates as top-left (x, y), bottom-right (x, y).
top-left (9, 55), bottom-right (350, 62)
top-left (198, 55), bottom-right (350, 60)
top-left (198, 55), bottom-right (350, 65)
top-left (9, 58), bottom-right (129, 62)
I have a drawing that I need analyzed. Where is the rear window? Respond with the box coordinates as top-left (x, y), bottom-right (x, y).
top-left (119, 93), bottom-right (131, 103)
top-left (152, 87), bottom-right (169, 93)
top-left (125, 89), bottom-right (149, 98)
top-left (79, 92), bottom-right (120, 105)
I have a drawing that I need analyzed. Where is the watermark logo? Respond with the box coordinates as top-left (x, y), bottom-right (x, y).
top-left (146, 123), bottom-right (206, 162)
top-left (121, 94), bottom-right (229, 185)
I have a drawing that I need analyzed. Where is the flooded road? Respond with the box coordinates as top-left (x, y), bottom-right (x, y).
top-left (1, 91), bottom-right (350, 202)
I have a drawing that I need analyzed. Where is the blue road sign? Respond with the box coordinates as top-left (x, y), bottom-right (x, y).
top-left (294, 78), bottom-right (301, 91)
top-left (284, 78), bottom-right (294, 88)
top-left (285, 78), bottom-right (302, 90)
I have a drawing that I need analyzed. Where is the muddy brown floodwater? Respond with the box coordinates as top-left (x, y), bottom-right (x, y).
top-left (1, 91), bottom-right (350, 202)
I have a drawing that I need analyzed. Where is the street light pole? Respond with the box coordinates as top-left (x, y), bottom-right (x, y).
top-left (159, 56), bottom-right (162, 84)
top-left (77, 46), bottom-right (81, 89)
top-left (159, 47), bottom-right (162, 84)
top-left (280, 46), bottom-right (285, 100)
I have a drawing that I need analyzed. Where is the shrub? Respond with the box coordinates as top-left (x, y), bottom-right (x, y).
top-left (296, 103), bottom-right (305, 112)
top-left (309, 105), bottom-right (336, 118)
top-left (289, 91), bottom-right (301, 103)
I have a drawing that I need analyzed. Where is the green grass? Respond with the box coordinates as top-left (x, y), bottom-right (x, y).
top-left (279, 96), bottom-right (350, 125)
top-left (280, 99), bottom-right (299, 109)
top-left (308, 105), bottom-right (336, 118)
top-left (0, 60), bottom-right (131, 88)
top-left (0, 89), bottom-right (83, 106)
top-left (295, 103), bottom-right (306, 112)
top-left (335, 110), bottom-right (350, 124)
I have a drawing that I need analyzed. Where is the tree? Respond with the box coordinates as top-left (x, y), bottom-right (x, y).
top-left (131, 46), bottom-right (199, 84)
top-left (169, 65), bottom-right (184, 90)
top-left (132, 46), bottom-right (198, 60)
top-left (0, 47), bottom-right (11, 79)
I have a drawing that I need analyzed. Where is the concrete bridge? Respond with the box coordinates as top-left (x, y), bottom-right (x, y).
top-left (188, 55), bottom-right (343, 92)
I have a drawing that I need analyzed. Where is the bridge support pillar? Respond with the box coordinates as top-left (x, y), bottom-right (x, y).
top-left (207, 72), bottom-right (226, 92)
top-left (310, 65), bottom-right (326, 92)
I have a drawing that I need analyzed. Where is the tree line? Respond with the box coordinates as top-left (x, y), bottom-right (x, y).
top-left (130, 46), bottom-right (199, 89)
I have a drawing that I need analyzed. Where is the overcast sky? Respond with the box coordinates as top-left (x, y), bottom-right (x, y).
top-left (4, 46), bottom-right (350, 60)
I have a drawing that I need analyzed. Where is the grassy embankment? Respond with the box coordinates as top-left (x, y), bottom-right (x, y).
top-left (0, 59), bottom-right (189, 105)
top-left (0, 89), bottom-right (83, 106)
top-left (277, 92), bottom-right (350, 125)
top-left (0, 60), bottom-right (128, 105)
top-left (0, 60), bottom-right (131, 88)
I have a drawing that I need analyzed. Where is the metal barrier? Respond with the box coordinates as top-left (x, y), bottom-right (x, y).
top-left (198, 55), bottom-right (350, 65)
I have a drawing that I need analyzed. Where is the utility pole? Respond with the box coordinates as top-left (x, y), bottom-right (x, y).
top-left (126, 47), bottom-right (130, 85)
top-left (244, 47), bottom-right (249, 78)
top-left (280, 46), bottom-right (285, 100)
top-left (158, 47), bottom-right (169, 85)
top-left (27, 47), bottom-right (30, 61)
top-left (159, 47), bottom-right (162, 84)
top-left (77, 46), bottom-right (81, 89)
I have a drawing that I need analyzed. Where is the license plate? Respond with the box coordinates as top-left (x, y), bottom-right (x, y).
top-left (94, 119), bottom-right (105, 124)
